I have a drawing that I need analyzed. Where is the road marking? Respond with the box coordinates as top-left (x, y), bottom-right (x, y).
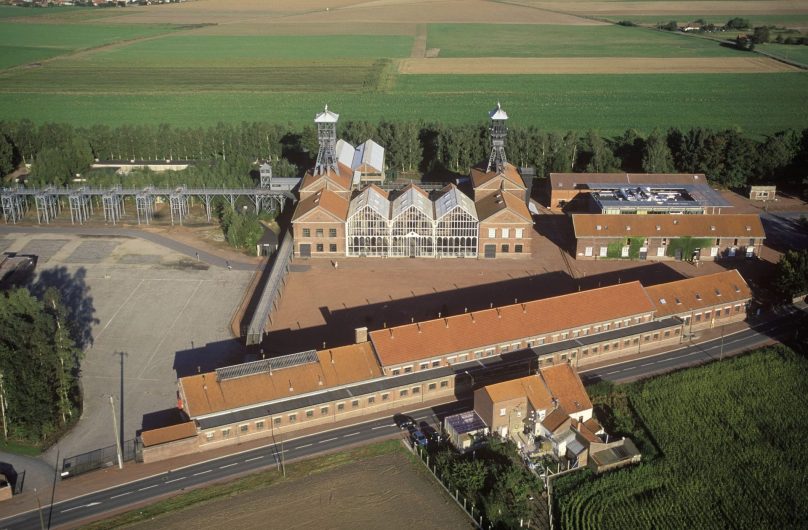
top-left (318, 437), bottom-right (338, 444)
top-left (641, 362), bottom-right (654, 367)
top-left (245, 456), bottom-right (263, 462)
top-left (193, 470), bottom-right (212, 476)
top-left (96, 279), bottom-right (143, 338)
top-left (372, 425), bottom-right (389, 430)
top-left (298, 443), bottom-right (312, 449)
top-left (110, 491), bottom-right (132, 499)
top-left (605, 370), bottom-right (619, 375)
top-left (61, 502), bottom-right (101, 513)
top-left (165, 476), bottom-right (186, 484)
top-left (343, 432), bottom-right (359, 437)
top-left (138, 484), bottom-right (158, 491)
top-left (219, 463), bottom-right (238, 469)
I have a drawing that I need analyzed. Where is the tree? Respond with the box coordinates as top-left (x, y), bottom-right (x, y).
top-left (725, 17), bottom-right (750, 30)
top-left (642, 128), bottom-right (674, 173)
top-left (580, 130), bottom-right (619, 173)
top-left (752, 26), bottom-right (770, 44)
top-left (0, 288), bottom-right (82, 443)
top-left (615, 129), bottom-right (645, 172)
top-left (0, 134), bottom-right (13, 176)
top-left (773, 249), bottom-right (808, 302)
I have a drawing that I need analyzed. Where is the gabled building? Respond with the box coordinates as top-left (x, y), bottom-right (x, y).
top-left (389, 184), bottom-right (435, 258)
top-left (346, 184), bottom-right (390, 257)
top-left (476, 190), bottom-right (532, 258)
top-left (434, 184), bottom-right (479, 258)
top-left (572, 213), bottom-right (765, 261)
top-left (292, 189), bottom-right (349, 258)
top-left (337, 139), bottom-right (386, 186)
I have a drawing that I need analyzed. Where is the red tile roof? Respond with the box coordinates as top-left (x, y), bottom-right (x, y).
top-left (369, 282), bottom-right (654, 367)
top-left (572, 214), bottom-right (765, 238)
top-left (644, 269), bottom-right (751, 317)
top-left (140, 422), bottom-right (197, 447)
top-left (292, 189), bottom-right (349, 222)
top-left (475, 189), bottom-right (531, 222)
top-left (471, 163), bottom-right (525, 189)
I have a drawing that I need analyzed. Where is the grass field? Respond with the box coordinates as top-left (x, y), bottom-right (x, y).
top-left (427, 23), bottom-right (742, 57)
top-left (0, 72), bottom-right (805, 136)
top-left (553, 345), bottom-right (808, 529)
top-left (0, 22), bottom-right (174, 69)
top-left (759, 42), bottom-right (808, 66)
top-left (0, 5), bottom-right (86, 19)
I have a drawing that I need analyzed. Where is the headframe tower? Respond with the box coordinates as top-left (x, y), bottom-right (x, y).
top-left (314, 105), bottom-right (340, 175)
top-left (486, 102), bottom-right (509, 173)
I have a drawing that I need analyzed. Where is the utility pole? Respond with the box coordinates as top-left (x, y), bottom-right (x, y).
top-left (0, 372), bottom-right (7, 440)
top-left (109, 396), bottom-right (123, 470)
top-left (719, 324), bottom-right (726, 361)
top-left (34, 488), bottom-right (45, 530)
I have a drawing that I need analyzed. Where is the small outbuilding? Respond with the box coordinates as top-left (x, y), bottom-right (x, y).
top-left (749, 185), bottom-right (776, 201)
top-left (256, 228), bottom-right (279, 257)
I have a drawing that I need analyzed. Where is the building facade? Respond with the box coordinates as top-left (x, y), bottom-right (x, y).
top-left (572, 214), bottom-right (765, 261)
top-left (291, 189), bottom-right (349, 258)
top-left (476, 191), bottom-right (532, 258)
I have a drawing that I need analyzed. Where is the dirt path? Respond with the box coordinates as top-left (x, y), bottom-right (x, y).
top-left (398, 56), bottom-right (801, 74)
top-left (411, 23), bottom-right (427, 58)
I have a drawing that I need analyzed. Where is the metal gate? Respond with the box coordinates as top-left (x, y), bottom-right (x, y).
top-left (299, 243), bottom-right (311, 258)
top-left (484, 244), bottom-right (496, 259)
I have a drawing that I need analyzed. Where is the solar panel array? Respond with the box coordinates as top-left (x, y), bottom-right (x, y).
top-left (215, 349), bottom-right (319, 381)
top-left (445, 410), bottom-right (487, 434)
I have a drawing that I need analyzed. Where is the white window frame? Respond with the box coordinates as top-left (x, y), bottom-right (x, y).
top-left (599, 246), bottom-right (607, 257)
top-left (584, 246), bottom-right (593, 257)
top-left (500, 408), bottom-right (507, 417)
top-left (515, 228), bottom-right (523, 239)
top-left (501, 228), bottom-right (510, 238)
top-left (488, 228), bottom-right (496, 238)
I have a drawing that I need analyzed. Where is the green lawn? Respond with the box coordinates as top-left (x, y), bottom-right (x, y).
top-left (553, 345), bottom-right (808, 529)
top-left (426, 23), bottom-right (742, 57)
top-left (0, 22), bottom-right (176, 69)
top-left (0, 72), bottom-right (805, 136)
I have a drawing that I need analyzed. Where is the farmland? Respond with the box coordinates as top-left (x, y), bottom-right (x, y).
top-left (0, 21), bottom-right (175, 69)
top-left (426, 23), bottom-right (742, 57)
top-left (0, 0), bottom-right (805, 137)
top-left (553, 345), bottom-right (808, 529)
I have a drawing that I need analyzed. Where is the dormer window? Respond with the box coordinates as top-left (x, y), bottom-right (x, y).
top-left (695, 293), bottom-right (702, 301)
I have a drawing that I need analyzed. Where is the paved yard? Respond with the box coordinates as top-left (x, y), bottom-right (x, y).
top-left (0, 232), bottom-right (253, 471)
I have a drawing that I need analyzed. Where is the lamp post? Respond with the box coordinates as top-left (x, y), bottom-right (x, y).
top-left (108, 395), bottom-right (123, 470)
top-left (719, 323), bottom-right (726, 361)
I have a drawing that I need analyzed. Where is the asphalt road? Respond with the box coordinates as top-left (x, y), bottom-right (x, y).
top-left (0, 226), bottom-right (256, 270)
top-left (0, 312), bottom-right (798, 529)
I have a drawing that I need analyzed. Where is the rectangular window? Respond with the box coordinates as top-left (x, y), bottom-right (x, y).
top-left (329, 228), bottom-right (337, 237)
top-left (604, 344), bottom-right (610, 352)
top-left (400, 389), bottom-right (408, 397)
top-left (321, 406), bottom-right (329, 415)
top-left (337, 402), bottom-right (345, 411)
top-left (352, 399), bottom-right (359, 408)
top-left (412, 387), bottom-right (420, 394)
top-left (561, 332), bottom-right (568, 340)
top-left (289, 414), bottom-right (297, 423)
top-left (585, 246), bottom-right (593, 257)
top-left (420, 362), bottom-right (429, 370)
top-left (329, 244), bottom-right (337, 252)
top-left (431, 360), bottom-right (440, 367)
top-left (382, 393), bottom-right (389, 401)
top-left (515, 244), bottom-right (523, 253)
top-left (240, 424), bottom-right (249, 433)
top-left (428, 383), bottom-right (437, 391)
top-left (488, 228), bottom-right (496, 238)
top-left (644, 335), bottom-right (651, 342)
top-left (500, 408), bottom-right (507, 417)
top-left (515, 228), bottom-right (523, 239)
top-left (657, 246), bottom-right (665, 257)
top-left (440, 380), bottom-right (449, 388)
top-left (404, 366), bottom-right (412, 373)
top-left (368, 396), bottom-right (375, 404)
top-left (391, 369), bottom-right (400, 375)
top-left (704, 311), bottom-right (711, 320)
top-left (306, 410), bottom-right (314, 418)
top-left (599, 246), bottom-right (607, 257)
top-left (592, 346), bottom-right (598, 354)
top-left (302, 228), bottom-right (311, 237)
top-left (316, 228), bottom-right (324, 237)
top-left (582, 348), bottom-right (588, 356)
top-left (724, 307), bottom-right (731, 316)
top-left (653, 333), bottom-right (659, 340)
top-left (696, 313), bottom-right (702, 322)
top-left (222, 428), bottom-right (231, 438)
top-left (206, 432), bottom-right (214, 440)
top-left (316, 243), bottom-right (324, 252)
top-left (501, 228), bottom-right (510, 238)
top-left (501, 244), bottom-right (509, 253)
top-left (274, 417), bottom-right (281, 426)
top-left (664, 330), bottom-right (671, 338)
top-left (624, 339), bottom-right (630, 347)
top-left (256, 421), bottom-right (265, 430)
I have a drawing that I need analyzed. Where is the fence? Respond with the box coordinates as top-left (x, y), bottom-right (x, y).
top-left (246, 230), bottom-right (293, 345)
top-left (61, 438), bottom-right (141, 479)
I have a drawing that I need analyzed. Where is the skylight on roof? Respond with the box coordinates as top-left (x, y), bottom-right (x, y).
top-left (659, 298), bottom-right (667, 305)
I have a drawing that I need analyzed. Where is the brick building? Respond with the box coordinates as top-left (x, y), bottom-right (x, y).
top-left (572, 214), bottom-right (765, 261)
top-left (476, 190), bottom-right (532, 258)
top-left (291, 189), bottom-right (349, 258)
top-left (140, 271), bottom-right (752, 462)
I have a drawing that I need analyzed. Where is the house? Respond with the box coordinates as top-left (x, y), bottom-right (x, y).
top-left (572, 214), bottom-right (765, 261)
top-left (476, 190), bottom-right (532, 258)
top-left (470, 164), bottom-right (528, 202)
top-left (336, 139), bottom-right (385, 186)
top-left (749, 185), bottom-right (776, 201)
top-left (291, 189), bottom-right (349, 258)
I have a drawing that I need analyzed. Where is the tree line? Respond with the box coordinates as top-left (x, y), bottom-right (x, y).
top-left (1, 119), bottom-right (806, 193)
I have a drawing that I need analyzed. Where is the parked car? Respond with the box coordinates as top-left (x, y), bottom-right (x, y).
top-left (410, 429), bottom-right (428, 447)
top-left (393, 413), bottom-right (416, 431)
top-left (419, 423), bottom-right (441, 443)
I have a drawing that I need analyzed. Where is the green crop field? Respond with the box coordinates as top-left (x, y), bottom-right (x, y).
top-left (759, 42), bottom-right (808, 66)
top-left (553, 345), bottom-right (808, 529)
top-left (0, 22), bottom-right (175, 69)
top-left (0, 72), bottom-right (805, 136)
top-left (426, 23), bottom-right (742, 57)
top-left (0, 5), bottom-right (83, 19)
top-left (76, 34), bottom-right (413, 66)
top-left (600, 14), bottom-right (808, 29)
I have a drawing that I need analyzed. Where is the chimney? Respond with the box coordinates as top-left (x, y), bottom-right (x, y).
top-left (288, 380), bottom-right (294, 392)
top-left (444, 318), bottom-right (449, 328)
top-left (417, 322), bottom-right (422, 333)
top-left (330, 350), bottom-right (334, 364)
top-left (322, 341), bottom-right (326, 349)
top-left (471, 312), bottom-right (476, 323)
top-left (318, 374), bottom-right (323, 386)
top-left (354, 326), bottom-right (368, 344)
top-left (496, 308), bottom-right (501, 319)
top-left (389, 328), bottom-right (394, 338)
top-left (522, 303), bottom-right (527, 314)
